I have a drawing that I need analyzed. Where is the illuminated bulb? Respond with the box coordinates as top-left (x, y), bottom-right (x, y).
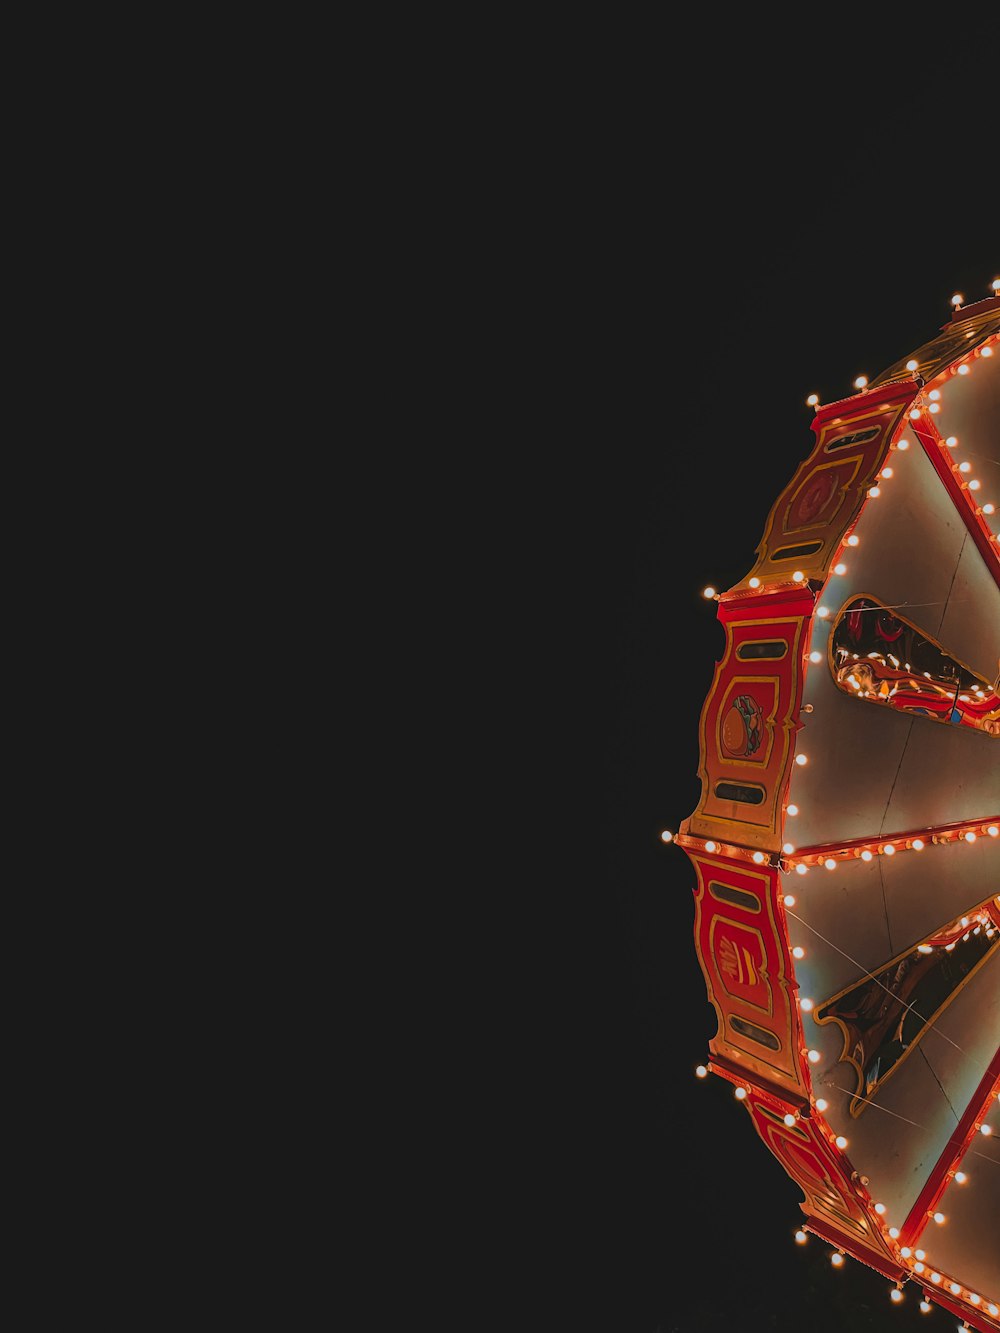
top-left (984, 504), bottom-right (995, 514)
top-left (918, 945), bottom-right (933, 954)
top-left (783, 893), bottom-right (796, 907)
top-left (993, 279), bottom-right (1000, 292)
top-left (809, 650), bottom-right (822, 663)
top-left (846, 534), bottom-right (859, 545)
top-left (959, 461), bottom-right (972, 473)
top-left (795, 753), bottom-right (807, 766)
top-left (834, 562), bottom-right (846, 575)
top-left (695, 1065), bottom-right (708, 1078)
top-left (795, 1230), bottom-right (807, 1244)
top-left (912, 839), bottom-right (924, 850)
top-left (782, 843), bottom-right (795, 854)
top-left (703, 586), bottom-right (717, 599)
top-left (988, 826), bottom-right (998, 836)
top-left (984, 346), bottom-right (995, 357)
top-left (824, 858), bottom-right (836, 870)
top-left (793, 946), bottom-right (805, 959)
top-left (749, 576), bottom-right (760, 588)
top-left (930, 1272), bottom-right (941, 1283)
top-left (792, 570), bottom-right (804, 582)
top-left (795, 863), bottom-right (807, 875)
top-left (661, 830), bottom-right (674, 843)
top-left (901, 1248), bottom-right (911, 1258)
top-left (881, 466), bottom-right (893, 477)
top-left (905, 361), bottom-right (918, 371)
top-left (897, 438), bottom-right (910, 450)
top-left (919, 1299), bottom-right (931, 1312)
top-left (874, 1202), bottom-right (886, 1215)
top-left (806, 394), bottom-right (819, 407)
top-left (799, 997), bottom-right (813, 1011)
top-left (807, 1048), bottom-right (820, 1063)
top-left (752, 851), bottom-right (765, 863)
top-left (957, 363), bottom-right (969, 375)
top-left (933, 1211), bottom-right (945, 1224)
top-left (835, 1135), bottom-right (848, 1149)
top-left (861, 849), bottom-right (873, 861)
top-left (890, 1288), bottom-right (903, 1304)
top-left (815, 1098), bottom-right (828, 1112)
top-left (951, 293), bottom-right (963, 306)
top-left (928, 389), bottom-right (941, 400)
top-left (954, 1172), bottom-right (966, 1184)
top-left (950, 1283), bottom-right (961, 1294)
top-left (868, 485), bottom-right (881, 498)
top-left (854, 376), bottom-right (867, 390)
top-left (705, 841), bottom-right (716, 852)
top-left (831, 1252), bottom-right (844, 1268)
top-left (784, 1113), bottom-right (797, 1127)
top-left (916, 1251), bottom-right (925, 1261)
top-left (909, 408), bottom-right (921, 419)
top-left (969, 479), bottom-right (980, 490)
top-left (945, 435), bottom-right (958, 446)
top-left (981, 1123), bottom-right (993, 1136)
top-left (889, 1227), bottom-right (900, 1239)
top-left (817, 605), bottom-right (830, 618)
top-left (787, 804), bottom-right (798, 815)
top-left (882, 844), bottom-right (895, 855)
top-left (965, 831), bottom-right (976, 842)
top-left (734, 1085), bottom-right (747, 1100)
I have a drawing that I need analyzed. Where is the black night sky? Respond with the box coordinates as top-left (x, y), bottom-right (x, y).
top-left (510, 63), bottom-right (998, 1333)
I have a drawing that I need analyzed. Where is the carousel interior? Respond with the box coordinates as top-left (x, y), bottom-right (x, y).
top-left (676, 292), bottom-right (1000, 1331)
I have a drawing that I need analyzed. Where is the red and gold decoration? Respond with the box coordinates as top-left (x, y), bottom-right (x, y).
top-left (670, 285), bottom-right (1000, 1331)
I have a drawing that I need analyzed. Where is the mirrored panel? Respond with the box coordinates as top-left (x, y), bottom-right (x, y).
top-left (829, 596), bottom-right (999, 737)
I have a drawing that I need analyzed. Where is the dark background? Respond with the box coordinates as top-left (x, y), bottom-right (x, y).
top-left (521, 66), bottom-right (998, 1333)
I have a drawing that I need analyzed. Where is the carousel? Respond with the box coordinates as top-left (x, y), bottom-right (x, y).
top-left (673, 285), bottom-right (1000, 1330)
